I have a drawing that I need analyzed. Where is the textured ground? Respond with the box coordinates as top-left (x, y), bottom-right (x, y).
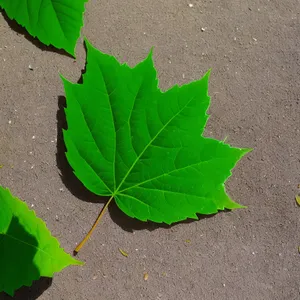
top-left (0, 0), bottom-right (299, 299)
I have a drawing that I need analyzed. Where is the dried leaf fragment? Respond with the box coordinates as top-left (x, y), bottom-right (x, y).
top-left (119, 248), bottom-right (128, 257)
top-left (143, 272), bottom-right (149, 281)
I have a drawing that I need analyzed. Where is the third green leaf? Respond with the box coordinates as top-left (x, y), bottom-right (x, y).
top-left (61, 39), bottom-right (251, 247)
top-left (0, 186), bottom-right (82, 296)
top-left (0, 0), bottom-right (88, 56)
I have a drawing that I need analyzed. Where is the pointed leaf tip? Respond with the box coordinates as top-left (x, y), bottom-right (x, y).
top-left (148, 47), bottom-right (154, 58)
top-left (205, 68), bottom-right (212, 78)
top-left (201, 69), bottom-right (212, 86)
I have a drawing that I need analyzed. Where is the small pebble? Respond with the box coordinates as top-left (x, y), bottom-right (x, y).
top-left (188, 3), bottom-right (194, 7)
top-left (32, 135), bottom-right (36, 139)
top-left (55, 215), bottom-right (59, 221)
top-left (8, 120), bottom-right (11, 124)
top-left (28, 65), bottom-right (33, 70)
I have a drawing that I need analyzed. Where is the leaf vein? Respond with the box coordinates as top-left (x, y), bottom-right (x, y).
top-left (115, 95), bottom-right (197, 194)
top-left (118, 156), bottom-right (217, 193)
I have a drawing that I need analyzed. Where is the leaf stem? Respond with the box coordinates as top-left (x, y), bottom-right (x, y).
top-left (74, 196), bottom-right (114, 254)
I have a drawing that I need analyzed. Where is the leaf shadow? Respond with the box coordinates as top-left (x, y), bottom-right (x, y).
top-left (56, 95), bottom-right (104, 204)
top-left (108, 201), bottom-right (217, 233)
top-left (0, 278), bottom-right (53, 300)
top-left (0, 9), bottom-right (73, 58)
top-left (0, 217), bottom-right (53, 299)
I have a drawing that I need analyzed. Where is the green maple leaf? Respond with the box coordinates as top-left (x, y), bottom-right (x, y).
top-left (61, 39), bottom-right (251, 252)
top-left (0, 186), bottom-right (83, 296)
top-left (0, 0), bottom-right (87, 56)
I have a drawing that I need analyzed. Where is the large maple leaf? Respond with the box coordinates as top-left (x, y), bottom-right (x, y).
top-left (61, 39), bottom-right (251, 252)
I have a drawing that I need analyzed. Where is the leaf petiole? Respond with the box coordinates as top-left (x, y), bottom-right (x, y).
top-left (74, 195), bottom-right (114, 253)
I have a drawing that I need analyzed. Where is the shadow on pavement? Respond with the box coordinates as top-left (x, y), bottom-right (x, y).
top-left (0, 278), bottom-right (52, 300)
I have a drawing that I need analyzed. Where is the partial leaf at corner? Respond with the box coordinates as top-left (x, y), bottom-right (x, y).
top-left (0, 186), bottom-right (83, 296)
top-left (0, 0), bottom-right (88, 56)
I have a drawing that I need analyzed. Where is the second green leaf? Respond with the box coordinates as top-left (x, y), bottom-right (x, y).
top-left (0, 0), bottom-right (88, 56)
